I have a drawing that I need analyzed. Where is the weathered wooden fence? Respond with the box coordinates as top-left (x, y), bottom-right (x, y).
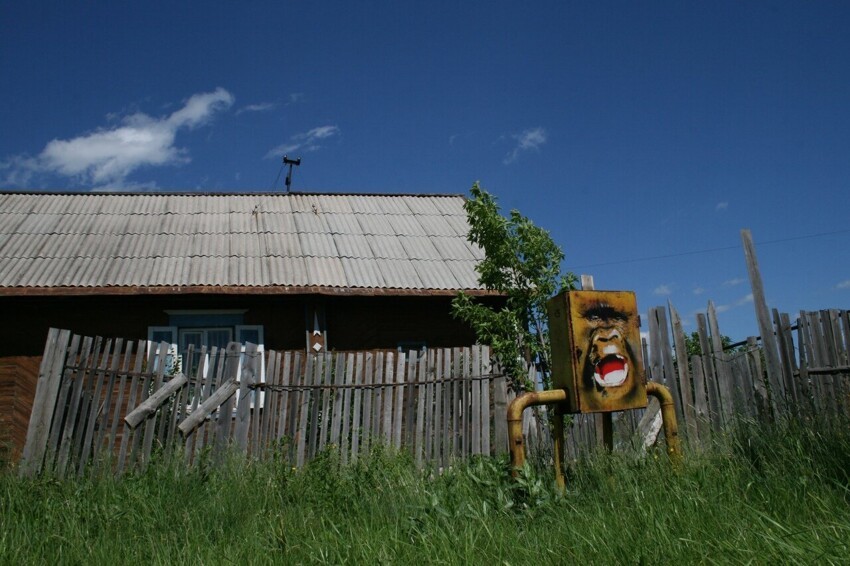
top-left (21, 331), bottom-right (549, 478)
top-left (18, 301), bottom-right (849, 478)
top-left (641, 303), bottom-right (850, 451)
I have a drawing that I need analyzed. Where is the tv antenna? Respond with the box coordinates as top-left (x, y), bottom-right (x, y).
top-left (283, 155), bottom-right (301, 193)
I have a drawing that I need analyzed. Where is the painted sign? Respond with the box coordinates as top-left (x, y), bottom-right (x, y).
top-left (547, 290), bottom-right (647, 413)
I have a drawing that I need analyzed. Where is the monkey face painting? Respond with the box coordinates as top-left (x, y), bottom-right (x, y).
top-left (547, 290), bottom-right (647, 413)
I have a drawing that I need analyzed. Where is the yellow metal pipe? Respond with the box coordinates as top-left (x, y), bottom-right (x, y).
top-left (507, 389), bottom-right (568, 480)
top-left (646, 381), bottom-right (683, 464)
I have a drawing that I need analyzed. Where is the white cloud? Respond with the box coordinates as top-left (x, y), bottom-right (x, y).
top-left (712, 294), bottom-right (754, 315)
top-left (692, 286), bottom-right (705, 295)
top-left (716, 201), bottom-right (729, 211)
top-left (166, 88), bottom-right (233, 129)
top-left (837, 280), bottom-right (850, 289)
top-left (504, 127), bottom-right (547, 164)
top-left (723, 277), bottom-right (746, 287)
top-left (653, 284), bottom-right (672, 296)
top-left (265, 125), bottom-right (340, 159)
top-left (1, 88), bottom-right (234, 187)
top-left (236, 102), bottom-right (275, 115)
top-left (288, 93), bottom-right (305, 104)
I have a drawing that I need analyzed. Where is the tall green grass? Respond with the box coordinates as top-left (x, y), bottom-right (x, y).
top-left (2, 418), bottom-right (849, 564)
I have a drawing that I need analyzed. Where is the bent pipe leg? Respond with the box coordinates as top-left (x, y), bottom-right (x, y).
top-left (507, 389), bottom-right (569, 480)
top-left (646, 381), bottom-right (683, 464)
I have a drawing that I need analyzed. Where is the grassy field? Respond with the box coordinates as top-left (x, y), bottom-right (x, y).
top-left (2, 418), bottom-right (849, 564)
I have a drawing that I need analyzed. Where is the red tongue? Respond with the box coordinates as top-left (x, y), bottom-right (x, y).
top-left (598, 357), bottom-right (625, 377)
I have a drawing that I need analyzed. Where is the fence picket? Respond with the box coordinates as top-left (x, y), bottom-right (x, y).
top-left (360, 353), bottom-right (374, 456)
top-left (392, 352), bottom-right (405, 449)
top-left (382, 352), bottom-right (395, 445)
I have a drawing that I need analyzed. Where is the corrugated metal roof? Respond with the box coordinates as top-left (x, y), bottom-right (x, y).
top-left (0, 192), bottom-right (489, 293)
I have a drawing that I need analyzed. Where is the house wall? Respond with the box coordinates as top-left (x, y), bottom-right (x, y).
top-left (0, 293), bottom-right (491, 356)
top-left (0, 356), bottom-right (39, 464)
top-left (0, 292), bottom-right (500, 463)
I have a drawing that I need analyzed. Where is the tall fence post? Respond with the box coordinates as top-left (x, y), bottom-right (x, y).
top-left (741, 229), bottom-right (784, 416)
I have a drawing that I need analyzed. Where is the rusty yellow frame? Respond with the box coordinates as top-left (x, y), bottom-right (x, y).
top-left (507, 382), bottom-right (682, 491)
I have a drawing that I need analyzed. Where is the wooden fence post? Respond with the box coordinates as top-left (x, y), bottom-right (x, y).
top-left (741, 229), bottom-right (785, 416)
top-left (19, 328), bottom-right (71, 477)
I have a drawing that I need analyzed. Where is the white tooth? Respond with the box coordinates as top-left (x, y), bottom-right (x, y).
top-left (603, 345), bottom-right (619, 355)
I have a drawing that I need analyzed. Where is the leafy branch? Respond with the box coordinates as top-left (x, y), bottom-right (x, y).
top-left (452, 183), bottom-right (575, 392)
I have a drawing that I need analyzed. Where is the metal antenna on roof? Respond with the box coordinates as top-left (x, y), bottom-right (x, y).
top-left (283, 155), bottom-right (301, 193)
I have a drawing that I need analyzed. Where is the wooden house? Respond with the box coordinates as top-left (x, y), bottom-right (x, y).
top-left (0, 191), bottom-right (498, 459)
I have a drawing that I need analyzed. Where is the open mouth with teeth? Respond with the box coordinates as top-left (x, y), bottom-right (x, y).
top-left (593, 354), bottom-right (629, 387)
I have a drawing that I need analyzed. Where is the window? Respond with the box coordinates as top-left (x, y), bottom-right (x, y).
top-left (397, 340), bottom-right (427, 353)
top-left (148, 312), bottom-right (266, 409)
top-left (147, 310), bottom-right (264, 378)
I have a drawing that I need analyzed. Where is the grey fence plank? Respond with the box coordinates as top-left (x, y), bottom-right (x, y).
top-left (295, 354), bottom-right (314, 467)
top-left (77, 338), bottom-right (114, 477)
top-left (117, 340), bottom-right (148, 475)
top-left (707, 302), bottom-right (735, 426)
top-left (696, 314), bottom-right (722, 432)
top-left (249, 349), bottom-right (265, 458)
top-left (371, 352), bottom-right (384, 443)
top-left (44, 333), bottom-right (81, 473)
top-left (424, 349), bottom-right (435, 463)
top-left (196, 347), bottom-right (225, 459)
top-left (285, 352), bottom-right (303, 462)
top-left (234, 343), bottom-right (258, 453)
top-left (307, 353), bottom-right (324, 461)
top-left (105, 340), bottom-right (135, 470)
top-left (382, 352), bottom-right (395, 445)
top-left (492, 367), bottom-right (509, 456)
top-left (669, 302), bottom-right (698, 445)
top-left (404, 351), bottom-right (417, 450)
top-left (183, 346), bottom-right (208, 465)
top-left (361, 353), bottom-right (374, 456)
top-left (461, 347), bottom-right (471, 456)
top-left (214, 342), bottom-right (242, 457)
top-left (58, 336), bottom-right (99, 478)
top-left (414, 352), bottom-right (427, 467)
top-left (330, 352), bottom-right (345, 449)
top-left (471, 345), bottom-right (482, 455)
top-left (340, 353), bottom-right (354, 464)
top-left (392, 352), bottom-right (405, 449)
top-left (690, 354), bottom-right (710, 445)
top-left (261, 350), bottom-right (280, 454)
top-left (433, 349), bottom-right (444, 464)
top-left (276, 352), bottom-right (293, 446)
top-left (141, 342), bottom-right (171, 471)
top-left (773, 310), bottom-right (798, 411)
top-left (441, 349), bottom-right (452, 465)
top-left (93, 338), bottom-right (124, 469)
top-left (742, 229), bottom-right (784, 417)
top-left (319, 353), bottom-right (334, 452)
top-left (20, 328), bottom-right (71, 477)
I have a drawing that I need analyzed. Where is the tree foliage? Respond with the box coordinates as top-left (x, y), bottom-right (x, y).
top-left (683, 331), bottom-right (742, 357)
top-left (452, 183), bottom-right (575, 392)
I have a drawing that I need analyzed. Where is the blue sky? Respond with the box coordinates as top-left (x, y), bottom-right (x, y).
top-left (1, 1), bottom-right (849, 341)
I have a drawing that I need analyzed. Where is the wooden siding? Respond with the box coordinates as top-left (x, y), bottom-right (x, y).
top-left (0, 356), bottom-right (40, 463)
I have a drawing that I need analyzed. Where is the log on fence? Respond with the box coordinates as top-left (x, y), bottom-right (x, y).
top-left (124, 373), bottom-right (189, 429)
top-left (178, 379), bottom-right (238, 437)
